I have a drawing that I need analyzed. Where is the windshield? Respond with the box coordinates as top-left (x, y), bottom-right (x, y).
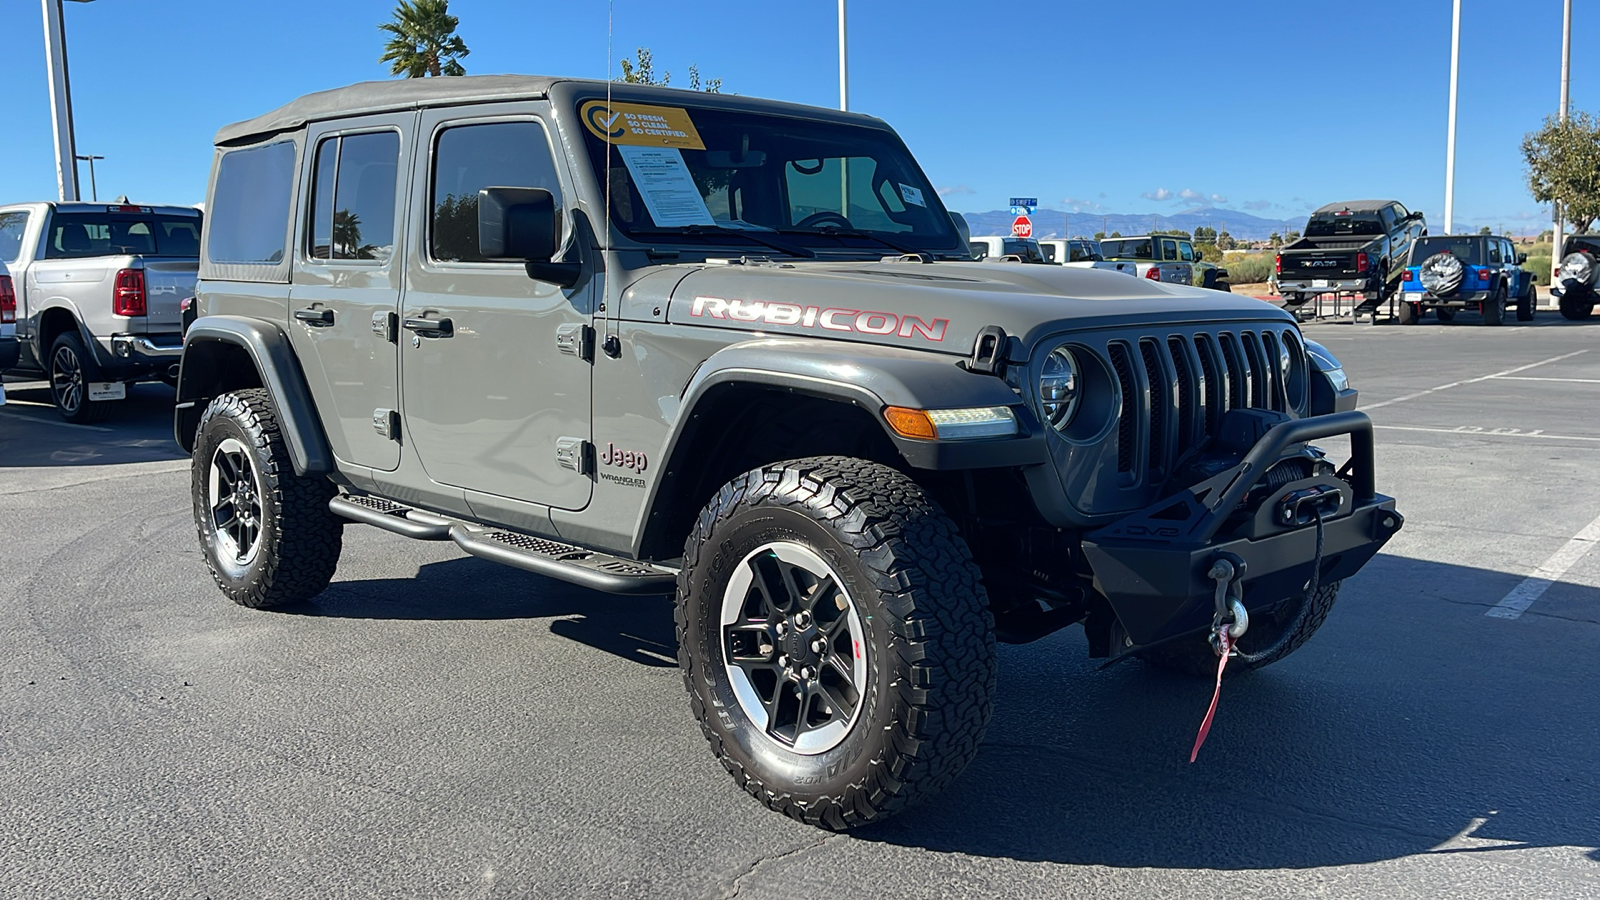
top-left (1412, 237), bottom-right (1484, 265)
top-left (44, 212), bottom-right (202, 259)
top-left (578, 99), bottom-right (960, 256)
top-left (1305, 213), bottom-right (1384, 237)
top-left (1100, 238), bottom-right (1152, 260)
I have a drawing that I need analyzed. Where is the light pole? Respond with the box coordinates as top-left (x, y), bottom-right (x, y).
top-left (1443, 0), bottom-right (1461, 234)
top-left (75, 154), bottom-right (102, 201)
top-left (1552, 0), bottom-right (1572, 273)
top-left (41, 0), bottom-right (97, 202)
top-left (837, 0), bottom-right (848, 112)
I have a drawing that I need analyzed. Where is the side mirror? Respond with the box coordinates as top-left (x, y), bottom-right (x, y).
top-left (478, 187), bottom-right (560, 261)
top-left (1194, 250), bottom-right (1205, 261)
top-left (1517, 252), bottom-right (1528, 265)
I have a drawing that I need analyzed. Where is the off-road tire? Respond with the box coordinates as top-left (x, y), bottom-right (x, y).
top-left (1516, 283), bottom-right (1535, 322)
top-left (48, 331), bottom-right (114, 424)
top-left (1482, 286), bottom-right (1506, 326)
top-left (1559, 291), bottom-right (1595, 321)
top-left (1434, 307), bottom-right (1457, 324)
top-left (1138, 580), bottom-right (1342, 678)
top-left (1398, 301), bottom-right (1419, 325)
top-left (191, 388), bottom-right (342, 609)
top-left (677, 456), bottom-right (997, 830)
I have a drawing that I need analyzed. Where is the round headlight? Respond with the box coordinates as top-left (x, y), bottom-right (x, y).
top-left (1040, 347), bottom-right (1080, 431)
top-left (1277, 340), bottom-right (1292, 377)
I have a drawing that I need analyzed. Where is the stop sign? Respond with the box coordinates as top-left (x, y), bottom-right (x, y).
top-left (1011, 215), bottom-right (1033, 238)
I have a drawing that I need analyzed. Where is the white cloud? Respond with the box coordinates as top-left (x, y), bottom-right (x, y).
top-left (1061, 195), bottom-right (1105, 212)
top-left (937, 185), bottom-right (975, 196)
top-left (1141, 188), bottom-right (1173, 202)
top-left (1178, 188), bottom-right (1203, 202)
top-left (1242, 199), bottom-right (1272, 211)
top-left (1210, 193), bottom-right (1228, 204)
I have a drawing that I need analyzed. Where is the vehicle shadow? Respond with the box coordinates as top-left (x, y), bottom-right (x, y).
top-left (280, 554), bottom-right (678, 668)
top-left (850, 552), bottom-right (1600, 870)
top-left (0, 379), bottom-right (185, 467)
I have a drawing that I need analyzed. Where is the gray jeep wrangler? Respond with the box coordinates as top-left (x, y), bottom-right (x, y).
top-left (176, 76), bottom-right (1402, 830)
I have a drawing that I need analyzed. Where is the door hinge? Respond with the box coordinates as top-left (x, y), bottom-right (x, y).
top-left (556, 323), bottom-right (595, 362)
top-left (372, 310), bottom-right (398, 343)
top-left (556, 436), bottom-right (593, 475)
top-left (373, 408), bottom-right (401, 441)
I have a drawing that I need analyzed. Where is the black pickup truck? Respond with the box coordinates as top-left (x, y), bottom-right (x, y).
top-left (1276, 200), bottom-right (1425, 309)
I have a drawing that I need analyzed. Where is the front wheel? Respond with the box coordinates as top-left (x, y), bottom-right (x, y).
top-left (1139, 581), bottom-right (1343, 678)
top-left (677, 456), bottom-right (997, 830)
top-left (191, 388), bottom-right (343, 609)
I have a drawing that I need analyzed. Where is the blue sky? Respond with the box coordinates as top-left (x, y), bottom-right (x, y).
top-left (0, 0), bottom-right (1589, 233)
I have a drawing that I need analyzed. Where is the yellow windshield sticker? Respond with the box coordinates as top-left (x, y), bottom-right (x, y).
top-left (580, 100), bottom-right (706, 150)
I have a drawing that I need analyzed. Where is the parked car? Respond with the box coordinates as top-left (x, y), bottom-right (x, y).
top-left (1552, 233), bottom-right (1599, 321)
top-left (1398, 234), bottom-right (1535, 325)
top-left (0, 260), bottom-right (15, 407)
top-left (179, 75), bottom-right (1401, 831)
top-left (1098, 234), bottom-right (1229, 289)
top-left (0, 201), bottom-right (201, 422)
top-left (1275, 200), bottom-right (1424, 309)
top-left (1037, 238), bottom-right (1137, 275)
top-left (968, 235), bottom-right (1050, 262)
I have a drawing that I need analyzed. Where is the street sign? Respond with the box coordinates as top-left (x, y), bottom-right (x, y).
top-left (1011, 215), bottom-right (1033, 239)
top-left (1009, 197), bottom-right (1038, 209)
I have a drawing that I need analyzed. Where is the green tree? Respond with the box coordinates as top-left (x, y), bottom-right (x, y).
top-left (1109, 231), bottom-right (1122, 238)
top-left (1268, 231), bottom-right (1283, 248)
top-left (1217, 230), bottom-right (1236, 250)
top-left (1093, 231), bottom-right (1106, 240)
top-left (1522, 111), bottom-right (1600, 232)
top-left (1193, 225), bottom-right (1217, 242)
top-left (619, 48), bottom-right (721, 92)
top-left (379, 0), bottom-right (469, 77)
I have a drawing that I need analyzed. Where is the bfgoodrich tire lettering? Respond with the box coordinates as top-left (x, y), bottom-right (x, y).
top-left (677, 456), bottom-right (996, 830)
top-left (191, 388), bottom-right (342, 609)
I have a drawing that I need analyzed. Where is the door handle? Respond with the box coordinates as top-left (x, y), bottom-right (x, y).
top-left (402, 316), bottom-right (453, 338)
top-left (294, 307), bottom-right (335, 326)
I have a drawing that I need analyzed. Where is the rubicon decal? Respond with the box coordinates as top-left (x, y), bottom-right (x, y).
top-left (691, 296), bottom-right (948, 342)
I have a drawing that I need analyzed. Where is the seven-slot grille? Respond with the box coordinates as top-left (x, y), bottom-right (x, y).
top-left (1103, 327), bottom-right (1304, 482)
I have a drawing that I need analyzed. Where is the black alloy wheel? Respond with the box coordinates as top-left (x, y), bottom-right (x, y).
top-left (48, 331), bottom-right (114, 424)
top-left (1482, 285), bottom-right (1506, 326)
top-left (1516, 283), bottom-right (1535, 322)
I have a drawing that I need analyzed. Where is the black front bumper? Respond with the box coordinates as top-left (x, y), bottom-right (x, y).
top-left (1081, 411), bottom-right (1401, 647)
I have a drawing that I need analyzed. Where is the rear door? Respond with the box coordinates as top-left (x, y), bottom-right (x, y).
top-left (287, 114), bottom-right (411, 472)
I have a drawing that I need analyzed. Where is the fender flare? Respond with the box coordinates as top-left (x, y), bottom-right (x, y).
top-left (632, 338), bottom-right (1048, 558)
top-left (29, 299), bottom-right (100, 366)
top-left (174, 315), bottom-right (332, 475)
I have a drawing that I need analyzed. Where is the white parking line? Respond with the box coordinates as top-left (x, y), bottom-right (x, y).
top-left (1363, 350), bottom-right (1590, 410)
top-left (0, 410), bottom-right (113, 433)
top-left (1375, 424), bottom-right (1600, 443)
top-left (1491, 376), bottom-right (1600, 384)
top-left (1486, 512), bottom-right (1600, 620)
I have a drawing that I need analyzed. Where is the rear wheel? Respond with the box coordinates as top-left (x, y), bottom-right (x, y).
top-left (677, 456), bottom-right (996, 829)
top-left (191, 388), bottom-right (343, 609)
top-left (1482, 286), bottom-right (1506, 326)
top-left (1559, 291), bottom-right (1594, 321)
top-left (48, 332), bottom-right (114, 424)
top-left (1434, 307), bottom-right (1457, 323)
top-left (1398, 301), bottom-right (1419, 325)
top-left (1139, 581), bottom-right (1343, 678)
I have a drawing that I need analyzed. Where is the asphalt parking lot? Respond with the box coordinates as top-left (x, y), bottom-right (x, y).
top-left (2, 313), bottom-right (1598, 900)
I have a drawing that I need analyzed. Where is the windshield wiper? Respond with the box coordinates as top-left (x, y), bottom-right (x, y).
top-left (776, 226), bottom-right (925, 256)
top-left (635, 225), bottom-right (814, 259)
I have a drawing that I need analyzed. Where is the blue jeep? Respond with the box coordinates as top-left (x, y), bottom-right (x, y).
top-left (1398, 234), bottom-right (1536, 325)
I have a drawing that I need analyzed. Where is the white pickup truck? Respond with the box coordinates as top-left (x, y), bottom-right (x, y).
top-left (0, 201), bottom-right (200, 422)
top-left (969, 236), bottom-right (1135, 275)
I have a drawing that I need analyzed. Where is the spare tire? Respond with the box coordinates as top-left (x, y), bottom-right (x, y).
top-left (1419, 252), bottom-right (1465, 296)
top-left (1559, 251), bottom-right (1598, 288)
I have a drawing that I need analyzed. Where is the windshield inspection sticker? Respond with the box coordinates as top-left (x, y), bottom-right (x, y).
top-left (617, 145), bottom-right (716, 227)
top-left (899, 183), bottom-right (926, 207)
top-left (580, 100), bottom-right (706, 149)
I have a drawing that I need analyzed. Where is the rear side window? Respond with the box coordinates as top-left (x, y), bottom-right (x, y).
top-left (1487, 241), bottom-right (1501, 264)
top-left (1160, 239), bottom-right (1178, 261)
top-left (1101, 239), bottom-right (1152, 259)
top-left (44, 213), bottom-right (201, 259)
top-left (0, 211), bottom-right (29, 264)
top-left (208, 141), bottom-right (296, 265)
top-left (307, 131), bottom-right (401, 262)
top-left (431, 121), bottom-right (562, 263)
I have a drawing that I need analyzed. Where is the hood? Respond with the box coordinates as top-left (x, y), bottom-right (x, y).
top-left (661, 259), bottom-right (1296, 358)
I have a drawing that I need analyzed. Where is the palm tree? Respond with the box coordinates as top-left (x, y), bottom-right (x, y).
top-left (379, 0), bottom-right (469, 78)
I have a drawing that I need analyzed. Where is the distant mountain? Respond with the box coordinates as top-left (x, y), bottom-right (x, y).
top-left (956, 205), bottom-right (1305, 242)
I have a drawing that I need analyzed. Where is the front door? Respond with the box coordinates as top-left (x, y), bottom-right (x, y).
top-left (400, 105), bottom-right (593, 511)
top-left (287, 115), bottom-right (411, 471)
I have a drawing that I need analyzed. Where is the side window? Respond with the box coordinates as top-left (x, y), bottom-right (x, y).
top-left (1379, 206), bottom-right (1397, 231)
top-left (306, 131), bottom-right (400, 262)
top-left (431, 121), bottom-right (562, 263)
top-left (1178, 241), bottom-right (1195, 262)
top-left (1487, 241), bottom-right (1501, 264)
top-left (0, 211), bottom-right (29, 265)
top-left (1161, 239), bottom-right (1178, 261)
top-left (208, 141), bottom-right (296, 265)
